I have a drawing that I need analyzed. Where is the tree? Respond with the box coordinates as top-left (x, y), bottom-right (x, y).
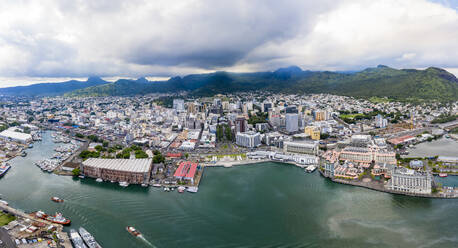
top-left (103, 141), bottom-right (109, 147)
top-left (185, 153), bottom-right (189, 159)
top-left (153, 154), bottom-right (165, 163)
top-left (224, 124), bottom-right (232, 141)
top-left (72, 168), bottom-right (81, 177)
top-left (75, 133), bottom-right (85, 138)
top-left (216, 125), bottom-right (224, 142)
top-left (135, 150), bottom-right (149, 159)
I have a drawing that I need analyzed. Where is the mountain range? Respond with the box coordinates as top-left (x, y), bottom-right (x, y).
top-left (0, 65), bottom-right (457, 102)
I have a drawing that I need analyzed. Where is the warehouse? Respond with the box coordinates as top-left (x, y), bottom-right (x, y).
top-left (81, 158), bottom-right (152, 184)
top-left (0, 128), bottom-right (32, 143)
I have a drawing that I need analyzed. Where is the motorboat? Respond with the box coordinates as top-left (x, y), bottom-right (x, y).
top-left (51, 197), bottom-right (64, 203)
top-left (178, 186), bottom-right (185, 193)
top-left (96, 178), bottom-right (103, 183)
top-left (126, 226), bottom-right (142, 237)
top-left (119, 181), bottom-right (129, 187)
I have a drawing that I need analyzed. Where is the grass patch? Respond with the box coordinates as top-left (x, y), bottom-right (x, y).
top-left (369, 96), bottom-right (392, 103)
top-left (340, 113), bottom-right (364, 119)
top-left (0, 213), bottom-right (16, 226)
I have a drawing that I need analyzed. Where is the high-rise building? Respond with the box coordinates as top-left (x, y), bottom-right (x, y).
top-left (375, 114), bottom-right (388, 128)
top-left (304, 126), bottom-right (320, 140)
top-left (263, 102), bottom-right (273, 112)
top-left (235, 117), bottom-right (247, 133)
top-left (285, 113), bottom-right (299, 133)
top-left (313, 110), bottom-right (327, 121)
top-left (388, 167), bottom-right (432, 194)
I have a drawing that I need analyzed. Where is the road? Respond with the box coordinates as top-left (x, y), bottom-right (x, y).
top-left (0, 228), bottom-right (15, 248)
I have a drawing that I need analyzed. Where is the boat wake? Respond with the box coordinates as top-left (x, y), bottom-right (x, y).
top-left (138, 236), bottom-right (157, 248)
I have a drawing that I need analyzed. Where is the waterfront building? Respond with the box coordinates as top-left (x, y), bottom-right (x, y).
top-left (339, 146), bottom-right (372, 163)
top-left (388, 167), bottom-right (432, 194)
top-left (236, 131), bottom-right (261, 148)
top-left (285, 113), bottom-right (299, 133)
top-left (283, 141), bottom-right (318, 155)
top-left (0, 128), bottom-right (32, 143)
top-left (81, 158), bottom-right (152, 184)
top-left (323, 162), bottom-right (335, 177)
top-left (173, 161), bottom-right (198, 184)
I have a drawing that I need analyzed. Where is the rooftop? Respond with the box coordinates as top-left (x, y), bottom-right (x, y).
top-left (82, 158), bottom-right (152, 173)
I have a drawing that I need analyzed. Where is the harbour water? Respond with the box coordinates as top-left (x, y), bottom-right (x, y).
top-left (0, 132), bottom-right (457, 247)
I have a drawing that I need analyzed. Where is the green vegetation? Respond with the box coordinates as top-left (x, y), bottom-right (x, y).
top-left (135, 150), bottom-right (149, 159)
top-left (116, 148), bottom-right (132, 159)
top-left (248, 111), bottom-right (268, 125)
top-left (153, 151), bottom-right (165, 163)
top-left (450, 127), bottom-right (458, 134)
top-left (65, 65), bottom-right (458, 102)
top-left (72, 168), bottom-right (81, 177)
top-left (216, 124), bottom-right (232, 142)
top-left (431, 114), bottom-right (458, 124)
top-left (0, 213), bottom-right (16, 226)
top-left (79, 150), bottom-right (100, 159)
top-left (87, 134), bottom-right (103, 143)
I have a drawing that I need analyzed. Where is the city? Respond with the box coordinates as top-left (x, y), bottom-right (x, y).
top-left (0, 0), bottom-right (457, 248)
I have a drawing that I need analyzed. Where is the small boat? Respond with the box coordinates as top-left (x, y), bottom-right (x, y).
top-left (141, 183), bottom-right (148, 187)
top-left (79, 175), bottom-right (85, 179)
top-left (47, 212), bottom-right (71, 225)
top-left (187, 187), bottom-right (198, 193)
top-left (163, 187), bottom-right (170, 192)
top-left (96, 178), bottom-right (103, 183)
top-left (21, 151), bottom-right (27, 157)
top-left (126, 226), bottom-right (142, 237)
top-left (177, 186), bottom-right (185, 193)
top-left (119, 181), bottom-right (129, 187)
top-left (28, 144), bottom-right (33, 148)
top-left (152, 183), bottom-right (161, 187)
top-left (305, 165), bottom-right (317, 173)
top-left (0, 164), bottom-right (11, 178)
top-left (439, 173), bottom-right (448, 177)
top-left (79, 227), bottom-right (102, 248)
top-left (51, 197), bottom-right (64, 203)
top-left (70, 229), bottom-right (88, 248)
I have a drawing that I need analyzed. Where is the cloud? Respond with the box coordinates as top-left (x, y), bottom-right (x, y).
top-left (0, 0), bottom-right (457, 86)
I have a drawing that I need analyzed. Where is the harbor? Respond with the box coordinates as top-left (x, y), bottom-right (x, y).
top-left (0, 131), bottom-right (457, 247)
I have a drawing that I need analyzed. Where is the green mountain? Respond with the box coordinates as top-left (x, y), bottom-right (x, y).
top-left (0, 77), bottom-right (108, 96)
top-left (3, 65), bottom-right (457, 102)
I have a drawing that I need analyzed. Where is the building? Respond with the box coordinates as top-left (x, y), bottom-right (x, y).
top-left (304, 126), bottom-right (320, 140)
top-left (236, 131), bottom-right (261, 148)
top-left (313, 110), bottom-right (327, 121)
top-left (173, 99), bottom-right (185, 111)
top-left (0, 128), bottom-right (32, 143)
top-left (173, 161), bottom-right (198, 184)
top-left (263, 102), bottom-right (273, 112)
top-left (409, 160), bottom-right (424, 169)
top-left (235, 117), bottom-right (247, 133)
top-left (283, 141), bottom-right (318, 155)
top-left (375, 114), bottom-right (388, 128)
top-left (388, 167), bottom-right (432, 194)
top-left (285, 113), bottom-right (299, 133)
top-left (81, 158), bottom-right (152, 184)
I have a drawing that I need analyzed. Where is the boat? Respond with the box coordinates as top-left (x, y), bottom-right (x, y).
top-left (28, 144), bottom-right (33, 148)
top-left (163, 187), bottom-right (170, 192)
top-left (178, 186), bottom-right (185, 193)
top-left (70, 229), bottom-right (88, 248)
top-left (51, 197), bottom-right (64, 203)
top-left (33, 210), bottom-right (48, 219)
top-left (187, 186), bottom-right (198, 193)
top-left (79, 227), bottom-right (102, 248)
top-left (305, 165), bottom-right (317, 173)
top-left (141, 183), bottom-right (148, 187)
top-left (0, 164), bottom-right (11, 178)
top-left (47, 212), bottom-right (71, 225)
top-left (439, 173), bottom-right (448, 177)
top-left (152, 183), bottom-right (161, 187)
top-left (96, 178), bottom-right (103, 183)
top-left (126, 226), bottom-right (142, 237)
top-left (119, 181), bottom-right (129, 187)
top-left (79, 175), bottom-right (85, 179)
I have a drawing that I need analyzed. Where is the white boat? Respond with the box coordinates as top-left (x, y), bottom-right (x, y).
top-left (178, 186), bottom-right (186, 193)
top-left (95, 178), bottom-right (103, 183)
top-left (163, 187), bottom-right (170, 192)
top-left (152, 183), bottom-right (161, 187)
top-left (119, 181), bottom-right (129, 187)
top-left (305, 165), bottom-right (317, 173)
top-left (79, 175), bottom-right (85, 179)
top-left (187, 187), bottom-right (198, 193)
top-left (79, 227), bottom-right (102, 248)
top-left (141, 183), bottom-right (148, 187)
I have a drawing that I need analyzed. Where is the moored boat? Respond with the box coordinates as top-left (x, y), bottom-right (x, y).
top-left (51, 197), bottom-right (64, 203)
top-left (70, 229), bottom-right (88, 248)
top-left (119, 181), bottom-right (129, 187)
top-left (0, 164), bottom-right (11, 178)
top-left (439, 173), bottom-right (448, 177)
top-left (96, 178), bottom-right (103, 183)
top-left (47, 212), bottom-right (71, 225)
top-left (178, 186), bottom-right (185, 193)
top-left (79, 227), bottom-right (102, 248)
top-left (126, 226), bottom-right (142, 237)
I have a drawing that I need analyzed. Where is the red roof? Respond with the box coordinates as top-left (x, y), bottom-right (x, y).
top-left (173, 161), bottom-right (198, 179)
top-left (167, 153), bottom-right (182, 158)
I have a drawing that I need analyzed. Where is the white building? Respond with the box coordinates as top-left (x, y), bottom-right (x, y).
top-left (283, 141), bottom-right (318, 155)
top-left (388, 167), bottom-right (432, 194)
top-left (285, 113), bottom-right (298, 133)
top-left (0, 128), bottom-right (32, 143)
top-left (236, 131), bottom-right (261, 148)
top-left (173, 99), bottom-right (185, 111)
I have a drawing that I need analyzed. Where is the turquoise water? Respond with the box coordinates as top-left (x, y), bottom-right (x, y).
top-left (0, 132), bottom-right (457, 247)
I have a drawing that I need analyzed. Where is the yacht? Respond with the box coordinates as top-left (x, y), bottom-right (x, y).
top-left (95, 178), bottom-right (103, 183)
top-left (119, 181), bottom-right (129, 187)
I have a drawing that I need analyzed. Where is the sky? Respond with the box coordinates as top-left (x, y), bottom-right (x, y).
top-left (0, 0), bottom-right (457, 87)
